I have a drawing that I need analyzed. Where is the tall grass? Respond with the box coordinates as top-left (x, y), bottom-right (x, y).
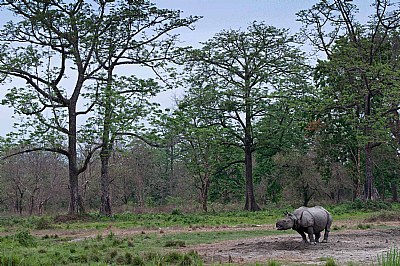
top-left (376, 247), bottom-right (400, 266)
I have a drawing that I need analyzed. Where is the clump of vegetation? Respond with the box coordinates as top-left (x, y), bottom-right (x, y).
top-left (13, 230), bottom-right (37, 247)
top-left (375, 247), bottom-right (400, 266)
top-left (357, 223), bottom-right (371, 230)
top-left (0, 254), bottom-right (27, 266)
top-left (32, 216), bottom-right (53, 230)
top-left (325, 258), bottom-right (338, 266)
top-left (330, 200), bottom-right (392, 216)
top-left (365, 211), bottom-right (400, 223)
top-left (319, 257), bottom-right (338, 266)
top-left (165, 240), bottom-right (186, 247)
top-left (266, 259), bottom-right (282, 266)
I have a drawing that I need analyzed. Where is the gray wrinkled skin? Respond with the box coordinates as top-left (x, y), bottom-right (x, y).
top-left (276, 206), bottom-right (333, 245)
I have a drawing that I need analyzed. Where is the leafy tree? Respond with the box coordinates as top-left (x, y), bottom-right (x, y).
top-left (88, 1), bottom-right (199, 216)
top-left (298, 0), bottom-right (400, 200)
top-left (171, 96), bottom-right (244, 211)
top-left (254, 92), bottom-right (310, 203)
top-left (182, 22), bottom-right (309, 211)
top-left (0, 0), bottom-right (199, 214)
top-left (273, 151), bottom-right (326, 206)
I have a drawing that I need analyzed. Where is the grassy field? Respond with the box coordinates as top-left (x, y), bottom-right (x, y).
top-left (0, 202), bottom-right (399, 265)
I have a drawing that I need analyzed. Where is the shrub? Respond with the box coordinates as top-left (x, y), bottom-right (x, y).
top-left (13, 230), bottom-right (36, 247)
top-left (131, 256), bottom-right (145, 266)
top-left (266, 260), bottom-right (282, 266)
top-left (164, 252), bottom-right (182, 263)
top-left (325, 258), bottom-right (338, 266)
top-left (164, 240), bottom-right (186, 247)
top-left (33, 217), bottom-right (52, 230)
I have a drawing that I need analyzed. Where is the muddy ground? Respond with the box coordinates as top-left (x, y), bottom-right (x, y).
top-left (30, 220), bottom-right (400, 265)
top-left (180, 226), bottom-right (400, 265)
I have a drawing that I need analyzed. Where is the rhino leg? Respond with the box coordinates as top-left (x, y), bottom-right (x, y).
top-left (322, 217), bottom-right (332, 243)
top-left (296, 230), bottom-right (308, 243)
top-left (322, 229), bottom-right (330, 243)
top-left (307, 227), bottom-right (316, 245)
top-left (315, 232), bottom-right (321, 243)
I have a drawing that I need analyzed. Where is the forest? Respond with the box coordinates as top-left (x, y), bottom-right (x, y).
top-left (0, 0), bottom-right (399, 218)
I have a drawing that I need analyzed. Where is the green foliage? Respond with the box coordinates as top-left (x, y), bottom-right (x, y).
top-left (32, 216), bottom-right (53, 230)
top-left (13, 230), bottom-right (36, 247)
top-left (324, 257), bottom-right (338, 266)
top-left (164, 240), bottom-right (186, 247)
top-left (0, 254), bottom-right (27, 266)
top-left (266, 260), bottom-right (282, 266)
top-left (329, 200), bottom-right (392, 216)
top-left (375, 247), bottom-right (400, 266)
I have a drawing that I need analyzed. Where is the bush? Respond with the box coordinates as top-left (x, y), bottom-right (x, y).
top-left (324, 258), bottom-right (338, 266)
top-left (13, 230), bottom-right (36, 247)
top-left (164, 240), bottom-right (186, 247)
top-left (33, 217), bottom-right (52, 230)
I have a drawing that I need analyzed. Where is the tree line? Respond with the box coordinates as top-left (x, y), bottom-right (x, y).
top-left (0, 0), bottom-right (399, 216)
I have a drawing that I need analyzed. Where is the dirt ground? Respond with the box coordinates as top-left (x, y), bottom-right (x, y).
top-left (180, 226), bottom-right (400, 265)
top-left (31, 220), bottom-right (400, 265)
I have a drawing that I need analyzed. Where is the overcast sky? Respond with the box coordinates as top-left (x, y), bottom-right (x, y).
top-left (0, 1), bottom-right (372, 136)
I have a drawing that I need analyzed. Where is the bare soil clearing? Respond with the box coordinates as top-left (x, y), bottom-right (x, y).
top-left (25, 220), bottom-right (400, 265)
top-left (179, 223), bottom-right (400, 265)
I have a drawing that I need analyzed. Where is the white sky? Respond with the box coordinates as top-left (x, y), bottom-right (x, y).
top-left (0, 0), bottom-right (373, 136)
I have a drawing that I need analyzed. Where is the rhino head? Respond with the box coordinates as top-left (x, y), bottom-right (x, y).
top-left (276, 212), bottom-right (297, 230)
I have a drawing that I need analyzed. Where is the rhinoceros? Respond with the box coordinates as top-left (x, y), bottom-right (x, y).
top-left (276, 206), bottom-right (332, 245)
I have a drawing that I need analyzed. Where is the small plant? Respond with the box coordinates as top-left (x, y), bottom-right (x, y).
top-left (164, 252), bottom-right (182, 263)
top-left (109, 249), bottom-right (118, 260)
top-left (325, 257), bottom-right (338, 266)
top-left (107, 231), bottom-right (115, 240)
top-left (171, 208), bottom-right (182, 215)
top-left (319, 257), bottom-right (338, 266)
top-left (13, 230), bottom-right (37, 247)
top-left (131, 256), bottom-right (145, 266)
top-left (0, 254), bottom-right (26, 266)
top-left (180, 252), bottom-right (203, 266)
top-left (34, 216), bottom-right (52, 230)
top-left (165, 240), bottom-right (186, 247)
top-left (357, 223), bottom-right (371, 230)
top-left (266, 259), bottom-right (282, 266)
top-left (376, 247), bottom-right (400, 266)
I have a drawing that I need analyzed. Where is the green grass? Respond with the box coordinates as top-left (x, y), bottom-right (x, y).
top-left (0, 210), bottom-right (284, 235)
top-left (1, 202), bottom-right (399, 265)
top-left (0, 228), bottom-right (290, 265)
top-left (375, 247), bottom-right (400, 266)
top-left (2, 202), bottom-right (399, 233)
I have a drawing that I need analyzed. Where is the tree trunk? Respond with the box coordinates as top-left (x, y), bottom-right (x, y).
top-left (302, 184), bottom-right (314, 207)
top-left (200, 174), bottom-right (210, 212)
top-left (244, 143), bottom-right (260, 211)
top-left (392, 182), bottom-right (399, 202)
top-left (15, 188), bottom-right (24, 215)
top-left (243, 93), bottom-right (260, 212)
top-left (364, 142), bottom-right (375, 200)
top-left (68, 166), bottom-right (84, 214)
top-left (99, 155), bottom-right (112, 216)
top-left (353, 147), bottom-right (362, 200)
top-left (68, 104), bottom-right (85, 215)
